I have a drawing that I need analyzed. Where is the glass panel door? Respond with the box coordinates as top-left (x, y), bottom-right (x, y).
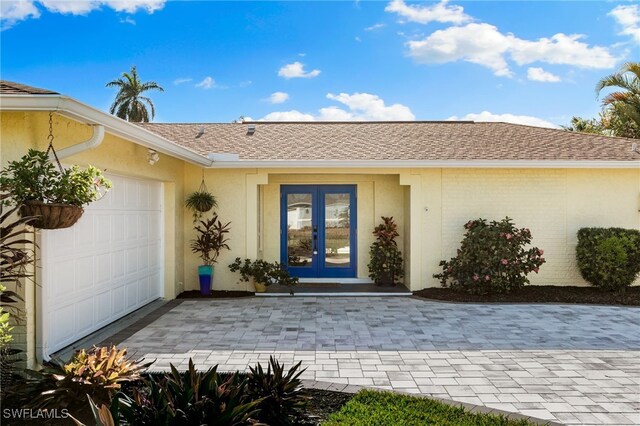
top-left (323, 193), bottom-right (351, 269)
top-left (286, 193), bottom-right (314, 268)
top-left (281, 185), bottom-right (356, 278)
top-left (281, 186), bottom-right (317, 278)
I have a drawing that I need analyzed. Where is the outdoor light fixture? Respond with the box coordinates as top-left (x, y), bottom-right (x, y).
top-left (147, 149), bottom-right (160, 165)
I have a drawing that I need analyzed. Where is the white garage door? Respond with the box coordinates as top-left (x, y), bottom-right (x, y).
top-left (39, 173), bottom-right (163, 358)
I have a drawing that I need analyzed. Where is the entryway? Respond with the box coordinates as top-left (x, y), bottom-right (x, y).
top-left (281, 185), bottom-right (357, 278)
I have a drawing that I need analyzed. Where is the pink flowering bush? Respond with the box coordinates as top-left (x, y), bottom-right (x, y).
top-left (434, 217), bottom-right (546, 294)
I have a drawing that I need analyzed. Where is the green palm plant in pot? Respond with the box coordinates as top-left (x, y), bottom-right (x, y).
top-left (190, 214), bottom-right (231, 295)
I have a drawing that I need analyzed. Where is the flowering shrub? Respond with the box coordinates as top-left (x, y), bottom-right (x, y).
top-left (434, 217), bottom-right (546, 294)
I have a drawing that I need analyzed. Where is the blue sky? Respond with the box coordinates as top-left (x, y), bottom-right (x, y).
top-left (1, 1), bottom-right (639, 127)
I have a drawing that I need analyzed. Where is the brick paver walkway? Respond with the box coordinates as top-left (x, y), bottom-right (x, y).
top-left (119, 297), bottom-right (640, 425)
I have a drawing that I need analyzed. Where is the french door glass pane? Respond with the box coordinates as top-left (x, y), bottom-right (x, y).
top-left (287, 193), bottom-right (312, 267)
top-left (324, 193), bottom-right (350, 268)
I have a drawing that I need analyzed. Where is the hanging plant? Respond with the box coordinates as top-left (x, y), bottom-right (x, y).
top-left (185, 173), bottom-right (217, 221)
top-left (0, 114), bottom-right (111, 229)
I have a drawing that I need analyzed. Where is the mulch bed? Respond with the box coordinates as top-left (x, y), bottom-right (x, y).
top-left (414, 285), bottom-right (640, 306)
top-left (177, 290), bottom-right (254, 299)
top-left (298, 388), bottom-right (354, 425)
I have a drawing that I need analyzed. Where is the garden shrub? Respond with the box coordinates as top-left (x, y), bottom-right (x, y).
top-left (434, 217), bottom-right (546, 295)
top-left (576, 227), bottom-right (640, 293)
top-left (246, 356), bottom-right (307, 425)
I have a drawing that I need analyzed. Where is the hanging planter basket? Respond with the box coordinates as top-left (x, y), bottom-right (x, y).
top-left (186, 172), bottom-right (217, 221)
top-left (20, 201), bottom-right (84, 230)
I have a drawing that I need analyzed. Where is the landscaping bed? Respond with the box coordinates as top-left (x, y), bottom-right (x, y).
top-left (1, 386), bottom-right (354, 426)
top-left (414, 285), bottom-right (640, 306)
top-left (177, 289), bottom-right (254, 299)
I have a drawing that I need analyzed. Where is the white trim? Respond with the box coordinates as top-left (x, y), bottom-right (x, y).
top-left (299, 278), bottom-right (373, 284)
top-left (0, 95), bottom-right (212, 166)
top-left (203, 159), bottom-right (640, 169)
top-left (256, 292), bottom-right (411, 297)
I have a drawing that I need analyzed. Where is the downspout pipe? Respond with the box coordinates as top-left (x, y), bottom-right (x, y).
top-left (54, 124), bottom-right (105, 160)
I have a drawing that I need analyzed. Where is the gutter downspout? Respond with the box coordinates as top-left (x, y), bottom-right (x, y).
top-left (54, 125), bottom-right (105, 159)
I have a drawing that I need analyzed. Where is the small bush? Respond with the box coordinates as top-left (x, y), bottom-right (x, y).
top-left (15, 346), bottom-right (149, 412)
top-left (117, 360), bottom-right (260, 425)
top-left (434, 217), bottom-right (546, 295)
top-left (368, 216), bottom-right (404, 285)
top-left (246, 356), bottom-right (308, 425)
top-left (576, 227), bottom-right (640, 292)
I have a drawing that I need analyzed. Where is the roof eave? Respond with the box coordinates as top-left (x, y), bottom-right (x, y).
top-left (203, 159), bottom-right (640, 169)
top-left (0, 94), bottom-right (212, 167)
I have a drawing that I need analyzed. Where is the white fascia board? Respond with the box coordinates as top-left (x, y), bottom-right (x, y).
top-left (204, 159), bottom-right (640, 169)
top-left (0, 95), bottom-right (212, 167)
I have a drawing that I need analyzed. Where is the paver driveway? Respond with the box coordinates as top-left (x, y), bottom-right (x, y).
top-left (120, 297), bottom-right (640, 425)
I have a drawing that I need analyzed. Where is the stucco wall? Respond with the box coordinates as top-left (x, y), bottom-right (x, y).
top-left (0, 111), bottom-right (187, 366)
top-left (183, 168), bottom-right (406, 290)
top-left (183, 166), bottom-right (639, 292)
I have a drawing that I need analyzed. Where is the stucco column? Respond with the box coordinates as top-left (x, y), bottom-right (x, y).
top-left (399, 172), bottom-right (423, 291)
top-left (246, 172), bottom-right (269, 260)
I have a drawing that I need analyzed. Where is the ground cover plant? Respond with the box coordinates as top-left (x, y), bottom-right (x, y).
top-left (322, 390), bottom-right (538, 426)
top-left (435, 218), bottom-right (545, 295)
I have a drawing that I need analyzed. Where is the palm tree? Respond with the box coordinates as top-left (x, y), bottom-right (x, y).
top-left (596, 62), bottom-right (640, 129)
top-left (106, 66), bottom-right (164, 122)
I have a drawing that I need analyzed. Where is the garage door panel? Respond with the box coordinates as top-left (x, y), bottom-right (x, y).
top-left (96, 255), bottom-right (111, 286)
top-left (112, 216), bottom-right (125, 241)
top-left (112, 286), bottom-right (125, 316)
top-left (41, 175), bottom-right (163, 357)
top-left (94, 291), bottom-right (112, 326)
top-left (75, 296), bottom-right (95, 335)
top-left (112, 250), bottom-right (125, 278)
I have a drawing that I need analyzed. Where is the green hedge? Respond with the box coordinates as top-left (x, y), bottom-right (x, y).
top-left (576, 227), bottom-right (640, 292)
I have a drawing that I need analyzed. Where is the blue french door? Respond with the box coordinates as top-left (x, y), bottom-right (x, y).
top-left (281, 185), bottom-right (357, 278)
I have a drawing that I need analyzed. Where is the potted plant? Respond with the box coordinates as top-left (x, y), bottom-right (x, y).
top-left (368, 216), bottom-right (404, 286)
top-left (185, 176), bottom-right (217, 222)
top-left (0, 149), bottom-right (111, 229)
top-left (229, 258), bottom-right (298, 294)
top-left (185, 191), bottom-right (217, 222)
top-left (190, 214), bottom-right (231, 295)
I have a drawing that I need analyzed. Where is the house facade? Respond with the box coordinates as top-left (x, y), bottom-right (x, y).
top-left (1, 80), bottom-right (639, 366)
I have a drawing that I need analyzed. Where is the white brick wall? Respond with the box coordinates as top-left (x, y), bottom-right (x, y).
top-left (440, 169), bottom-right (574, 286)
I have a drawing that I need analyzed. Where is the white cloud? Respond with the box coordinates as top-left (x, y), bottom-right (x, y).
top-left (262, 110), bottom-right (315, 121)
top-left (527, 67), bottom-right (560, 83)
top-left (261, 92), bottom-right (415, 121)
top-left (325, 92), bottom-right (415, 120)
top-left (195, 76), bottom-right (215, 89)
top-left (278, 62), bottom-right (321, 79)
top-left (173, 77), bottom-right (192, 85)
top-left (365, 23), bottom-right (385, 31)
top-left (1, 1), bottom-right (40, 29)
top-left (407, 23), bottom-right (617, 77)
top-left (103, 0), bottom-right (165, 13)
top-left (119, 15), bottom-right (135, 24)
top-left (267, 92), bottom-right (289, 104)
top-left (39, 0), bottom-right (164, 14)
top-left (385, 0), bottom-right (471, 25)
top-left (609, 4), bottom-right (640, 44)
top-left (1, 0), bottom-right (165, 29)
top-left (448, 111), bottom-right (558, 128)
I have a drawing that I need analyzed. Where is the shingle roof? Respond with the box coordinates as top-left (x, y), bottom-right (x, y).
top-left (136, 121), bottom-right (640, 162)
top-left (0, 80), bottom-right (59, 95)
